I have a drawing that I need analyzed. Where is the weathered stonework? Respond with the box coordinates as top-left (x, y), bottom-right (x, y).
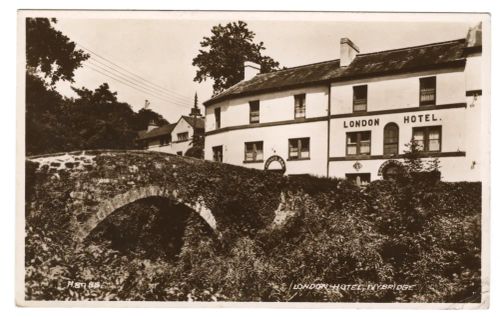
top-left (26, 150), bottom-right (292, 244)
top-left (30, 152), bottom-right (97, 171)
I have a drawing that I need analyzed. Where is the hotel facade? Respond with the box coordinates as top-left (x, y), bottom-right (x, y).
top-left (203, 24), bottom-right (484, 182)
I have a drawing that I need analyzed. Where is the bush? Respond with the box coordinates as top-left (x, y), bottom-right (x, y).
top-left (25, 154), bottom-right (481, 302)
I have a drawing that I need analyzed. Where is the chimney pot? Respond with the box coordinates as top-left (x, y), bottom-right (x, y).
top-left (244, 61), bottom-right (261, 81)
top-left (340, 37), bottom-right (359, 67)
top-left (147, 120), bottom-right (158, 132)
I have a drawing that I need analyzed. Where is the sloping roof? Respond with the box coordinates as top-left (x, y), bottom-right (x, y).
top-left (136, 116), bottom-right (205, 141)
top-left (136, 123), bottom-right (176, 141)
top-left (204, 39), bottom-right (467, 106)
top-left (181, 116), bottom-right (205, 130)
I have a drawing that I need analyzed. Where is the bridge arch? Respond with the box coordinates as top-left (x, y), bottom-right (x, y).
top-left (26, 150), bottom-right (295, 245)
top-left (77, 185), bottom-right (217, 241)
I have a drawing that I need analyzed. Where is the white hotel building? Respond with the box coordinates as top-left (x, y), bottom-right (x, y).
top-left (203, 24), bottom-right (485, 183)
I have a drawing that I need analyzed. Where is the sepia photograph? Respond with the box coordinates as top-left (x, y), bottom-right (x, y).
top-left (16, 10), bottom-right (490, 308)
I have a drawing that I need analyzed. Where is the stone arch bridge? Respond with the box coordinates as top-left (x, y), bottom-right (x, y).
top-left (26, 150), bottom-right (303, 243)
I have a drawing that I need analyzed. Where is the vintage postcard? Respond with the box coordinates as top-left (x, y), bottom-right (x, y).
top-left (16, 10), bottom-right (490, 308)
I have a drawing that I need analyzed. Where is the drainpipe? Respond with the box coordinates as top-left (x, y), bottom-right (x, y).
top-left (326, 84), bottom-right (331, 178)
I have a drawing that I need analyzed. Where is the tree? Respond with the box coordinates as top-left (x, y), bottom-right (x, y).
top-left (193, 21), bottom-right (280, 95)
top-left (25, 18), bottom-right (169, 155)
top-left (26, 18), bottom-right (89, 155)
top-left (70, 83), bottom-right (138, 150)
top-left (133, 108), bottom-right (169, 132)
top-left (402, 138), bottom-right (441, 182)
top-left (402, 138), bottom-right (425, 174)
top-left (25, 74), bottom-right (69, 155)
top-left (26, 18), bottom-right (89, 84)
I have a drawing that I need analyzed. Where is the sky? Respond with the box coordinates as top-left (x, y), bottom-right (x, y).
top-left (51, 12), bottom-right (479, 123)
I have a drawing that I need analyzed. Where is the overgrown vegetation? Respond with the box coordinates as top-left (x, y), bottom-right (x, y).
top-left (25, 158), bottom-right (481, 302)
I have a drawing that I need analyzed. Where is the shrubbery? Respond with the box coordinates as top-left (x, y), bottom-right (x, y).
top-left (25, 158), bottom-right (481, 302)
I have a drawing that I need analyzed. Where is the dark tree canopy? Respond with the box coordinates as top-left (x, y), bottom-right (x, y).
top-left (25, 18), bottom-right (169, 156)
top-left (26, 18), bottom-right (89, 84)
top-left (192, 21), bottom-right (280, 95)
top-left (69, 83), bottom-right (138, 150)
top-left (134, 108), bottom-right (169, 132)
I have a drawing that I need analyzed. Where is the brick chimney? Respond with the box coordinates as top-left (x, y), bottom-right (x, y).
top-left (466, 22), bottom-right (482, 48)
top-left (244, 61), bottom-right (260, 81)
top-left (340, 38), bottom-right (359, 67)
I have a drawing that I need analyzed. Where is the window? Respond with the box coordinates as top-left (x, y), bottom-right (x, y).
top-left (176, 151), bottom-right (183, 156)
top-left (249, 100), bottom-right (260, 123)
top-left (294, 94), bottom-right (306, 119)
top-left (383, 123), bottom-right (399, 155)
top-left (346, 131), bottom-right (371, 156)
top-left (412, 126), bottom-right (441, 152)
top-left (288, 138), bottom-right (310, 160)
top-left (244, 141), bottom-right (263, 162)
top-left (346, 173), bottom-right (371, 186)
top-left (177, 132), bottom-right (188, 142)
top-left (353, 85), bottom-right (368, 112)
top-left (420, 77), bottom-right (436, 106)
top-left (213, 145), bottom-right (223, 162)
top-left (214, 107), bottom-right (221, 129)
top-left (160, 135), bottom-right (171, 146)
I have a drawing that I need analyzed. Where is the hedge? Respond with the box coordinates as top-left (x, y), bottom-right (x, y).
top-left (25, 154), bottom-right (482, 302)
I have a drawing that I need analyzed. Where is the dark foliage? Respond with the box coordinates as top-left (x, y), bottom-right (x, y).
top-left (25, 154), bottom-right (481, 302)
top-left (133, 108), bottom-right (169, 131)
top-left (193, 21), bottom-right (281, 95)
top-left (25, 18), bottom-right (168, 156)
top-left (26, 79), bottom-right (169, 155)
top-left (185, 145), bottom-right (204, 159)
top-left (26, 18), bottom-right (89, 84)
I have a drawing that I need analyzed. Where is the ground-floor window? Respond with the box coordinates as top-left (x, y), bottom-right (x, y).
top-left (346, 131), bottom-right (371, 156)
top-left (288, 137), bottom-right (310, 160)
top-left (346, 173), bottom-right (371, 186)
top-left (213, 145), bottom-right (223, 162)
top-left (412, 126), bottom-right (441, 152)
top-left (160, 135), bottom-right (171, 146)
top-left (244, 141), bottom-right (263, 162)
top-left (176, 151), bottom-right (183, 156)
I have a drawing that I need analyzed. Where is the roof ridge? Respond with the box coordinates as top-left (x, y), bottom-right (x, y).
top-left (204, 37), bottom-right (467, 106)
top-left (251, 39), bottom-right (465, 77)
top-left (356, 38), bottom-right (466, 58)
top-left (262, 59), bottom-right (339, 75)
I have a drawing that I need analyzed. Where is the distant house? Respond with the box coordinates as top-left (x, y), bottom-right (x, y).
top-left (137, 116), bottom-right (205, 156)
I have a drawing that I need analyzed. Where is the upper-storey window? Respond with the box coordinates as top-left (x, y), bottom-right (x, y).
top-left (420, 76), bottom-right (436, 106)
top-left (383, 123), bottom-right (399, 155)
top-left (413, 126), bottom-right (441, 152)
top-left (294, 94), bottom-right (306, 119)
top-left (353, 85), bottom-right (368, 112)
top-left (249, 100), bottom-right (260, 123)
top-left (177, 132), bottom-right (188, 142)
top-left (214, 107), bottom-right (221, 129)
top-left (346, 131), bottom-right (371, 156)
